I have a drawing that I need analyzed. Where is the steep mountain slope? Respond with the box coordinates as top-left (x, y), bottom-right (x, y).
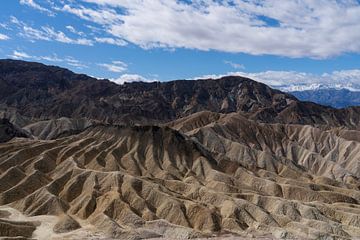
top-left (291, 88), bottom-right (360, 108)
top-left (1, 59), bottom-right (360, 129)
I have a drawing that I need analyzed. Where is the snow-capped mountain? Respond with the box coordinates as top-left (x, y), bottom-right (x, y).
top-left (277, 83), bottom-right (360, 92)
top-left (290, 88), bottom-right (360, 108)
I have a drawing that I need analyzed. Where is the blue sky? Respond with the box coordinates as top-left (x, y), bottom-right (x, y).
top-left (1, 0), bottom-right (360, 89)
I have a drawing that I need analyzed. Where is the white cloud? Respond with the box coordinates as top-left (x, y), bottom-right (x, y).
top-left (10, 16), bottom-right (22, 25)
top-left (60, 4), bottom-right (122, 25)
top-left (10, 16), bottom-right (92, 45)
top-left (9, 50), bottom-right (32, 59)
top-left (11, 16), bottom-right (131, 47)
top-left (0, 33), bottom-right (10, 40)
top-left (7, 50), bottom-right (87, 69)
top-left (0, 23), bottom-right (11, 30)
top-left (196, 69), bottom-right (360, 92)
top-left (85, 24), bottom-right (103, 34)
top-left (110, 74), bottom-right (158, 85)
top-left (19, 0), bottom-right (54, 16)
top-left (94, 37), bottom-right (127, 46)
top-left (40, 54), bottom-right (63, 62)
top-left (41, 26), bottom-right (93, 45)
top-left (65, 25), bottom-right (76, 33)
top-left (54, 0), bottom-right (360, 58)
top-left (66, 25), bottom-right (85, 36)
top-left (19, 24), bottom-right (93, 45)
top-left (65, 57), bottom-right (88, 68)
top-left (22, 26), bottom-right (50, 41)
top-left (224, 60), bottom-right (245, 70)
top-left (98, 61), bottom-right (127, 73)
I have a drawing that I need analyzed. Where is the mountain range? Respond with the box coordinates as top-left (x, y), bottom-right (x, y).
top-left (291, 88), bottom-right (360, 108)
top-left (0, 59), bottom-right (360, 240)
top-left (271, 82), bottom-right (360, 108)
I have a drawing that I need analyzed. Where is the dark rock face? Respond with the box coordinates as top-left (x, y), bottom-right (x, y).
top-left (0, 118), bottom-right (29, 143)
top-left (0, 59), bottom-right (359, 129)
top-left (0, 59), bottom-right (119, 122)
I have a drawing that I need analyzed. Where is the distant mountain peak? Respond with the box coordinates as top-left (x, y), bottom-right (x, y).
top-left (279, 82), bottom-right (360, 92)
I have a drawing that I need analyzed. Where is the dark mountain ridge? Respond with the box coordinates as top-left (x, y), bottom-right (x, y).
top-left (0, 59), bottom-right (359, 129)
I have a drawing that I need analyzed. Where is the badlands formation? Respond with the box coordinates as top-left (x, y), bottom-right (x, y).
top-left (0, 60), bottom-right (360, 239)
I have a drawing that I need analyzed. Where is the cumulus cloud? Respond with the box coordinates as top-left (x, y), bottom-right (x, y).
top-left (52, 0), bottom-right (360, 58)
top-left (196, 69), bottom-right (360, 91)
top-left (98, 61), bottom-right (127, 73)
top-left (0, 33), bottom-right (10, 40)
top-left (19, 0), bottom-right (54, 16)
top-left (110, 74), bottom-right (158, 85)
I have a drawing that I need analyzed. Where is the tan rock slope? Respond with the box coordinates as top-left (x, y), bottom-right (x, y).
top-left (0, 117), bottom-right (359, 239)
top-left (23, 117), bottom-right (95, 140)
